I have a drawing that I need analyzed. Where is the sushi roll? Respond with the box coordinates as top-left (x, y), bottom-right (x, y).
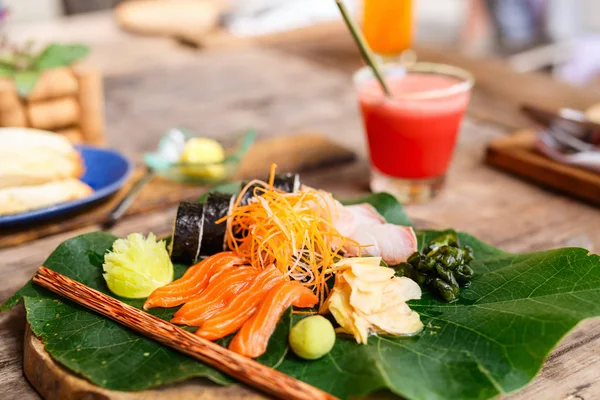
top-left (238, 173), bottom-right (301, 205)
top-left (238, 181), bottom-right (265, 206)
top-left (170, 202), bottom-right (204, 264)
top-left (198, 192), bottom-right (236, 256)
top-left (273, 172), bottom-right (301, 193)
top-left (169, 174), bottom-right (301, 262)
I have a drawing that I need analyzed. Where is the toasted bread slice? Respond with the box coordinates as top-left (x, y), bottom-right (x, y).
top-left (0, 179), bottom-right (93, 216)
top-left (0, 128), bottom-right (85, 189)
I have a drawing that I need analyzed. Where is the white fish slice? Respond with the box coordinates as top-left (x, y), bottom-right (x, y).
top-left (344, 223), bottom-right (417, 265)
top-left (345, 204), bottom-right (386, 225)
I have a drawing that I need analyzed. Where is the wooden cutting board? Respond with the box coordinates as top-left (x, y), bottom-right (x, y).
top-left (485, 130), bottom-right (600, 204)
top-left (23, 326), bottom-right (266, 400)
top-left (0, 133), bottom-right (355, 249)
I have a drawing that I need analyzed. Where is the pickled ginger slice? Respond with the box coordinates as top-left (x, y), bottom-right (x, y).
top-left (321, 257), bottom-right (423, 343)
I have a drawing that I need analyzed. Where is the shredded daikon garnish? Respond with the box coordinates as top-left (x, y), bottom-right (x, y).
top-left (216, 165), bottom-right (360, 305)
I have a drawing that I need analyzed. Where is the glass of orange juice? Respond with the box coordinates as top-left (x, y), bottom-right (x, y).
top-left (362, 0), bottom-right (413, 59)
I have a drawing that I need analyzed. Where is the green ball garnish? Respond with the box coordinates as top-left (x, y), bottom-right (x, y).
top-left (289, 315), bottom-right (336, 360)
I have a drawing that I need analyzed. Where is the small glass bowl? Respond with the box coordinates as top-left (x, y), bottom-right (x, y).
top-left (144, 129), bottom-right (255, 185)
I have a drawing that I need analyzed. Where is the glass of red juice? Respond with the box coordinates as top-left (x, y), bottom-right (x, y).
top-left (354, 62), bottom-right (474, 203)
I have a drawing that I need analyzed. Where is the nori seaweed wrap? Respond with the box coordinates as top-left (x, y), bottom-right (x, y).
top-left (238, 182), bottom-right (265, 206)
top-left (169, 202), bottom-right (204, 264)
top-left (238, 173), bottom-right (301, 205)
top-left (198, 192), bottom-right (235, 256)
top-left (170, 173), bottom-right (301, 261)
top-left (273, 172), bottom-right (300, 193)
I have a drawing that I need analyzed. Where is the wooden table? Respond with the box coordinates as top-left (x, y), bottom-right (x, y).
top-left (1, 12), bottom-right (600, 400)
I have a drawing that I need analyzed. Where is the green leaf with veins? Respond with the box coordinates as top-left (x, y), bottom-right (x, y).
top-left (3, 186), bottom-right (600, 400)
top-left (5, 232), bottom-right (233, 390)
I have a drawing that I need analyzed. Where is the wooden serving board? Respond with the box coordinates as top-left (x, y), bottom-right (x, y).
top-left (0, 133), bottom-right (355, 249)
top-left (485, 130), bottom-right (600, 204)
top-left (23, 326), bottom-right (266, 400)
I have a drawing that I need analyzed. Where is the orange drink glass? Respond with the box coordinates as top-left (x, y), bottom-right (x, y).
top-left (362, 0), bottom-right (413, 57)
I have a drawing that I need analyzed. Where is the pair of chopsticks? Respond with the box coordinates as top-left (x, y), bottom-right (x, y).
top-left (33, 267), bottom-right (337, 400)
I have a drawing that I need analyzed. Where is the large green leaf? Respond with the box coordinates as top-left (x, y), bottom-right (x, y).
top-left (3, 192), bottom-right (600, 400)
top-left (3, 232), bottom-right (233, 390)
top-left (35, 43), bottom-right (89, 70)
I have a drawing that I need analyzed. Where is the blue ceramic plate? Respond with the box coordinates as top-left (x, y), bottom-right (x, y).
top-left (0, 146), bottom-right (132, 227)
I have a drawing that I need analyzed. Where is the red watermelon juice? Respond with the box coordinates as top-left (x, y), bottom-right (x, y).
top-left (354, 63), bottom-right (473, 202)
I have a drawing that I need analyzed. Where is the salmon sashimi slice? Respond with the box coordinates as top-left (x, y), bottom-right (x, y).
top-left (229, 281), bottom-right (318, 358)
top-left (143, 252), bottom-right (246, 309)
top-left (171, 267), bottom-right (258, 326)
top-left (195, 266), bottom-right (284, 341)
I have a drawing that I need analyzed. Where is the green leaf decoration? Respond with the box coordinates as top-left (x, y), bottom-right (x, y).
top-left (35, 43), bottom-right (89, 70)
top-left (3, 191), bottom-right (600, 400)
top-left (0, 63), bottom-right (15, 77)
top-left (13, 70), bottom-right (41, 98)
top-left (2, 232), bottom-right (233, 390)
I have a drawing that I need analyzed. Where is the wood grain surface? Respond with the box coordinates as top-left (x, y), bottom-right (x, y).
top-left (24, 326), bottom-right (266, 400)
top-left (1, 12), bottom-right (600, 400)
top-left (486, 130), bottom-right (600, 205)
top-left (0, 133), bottom-right (355, 249)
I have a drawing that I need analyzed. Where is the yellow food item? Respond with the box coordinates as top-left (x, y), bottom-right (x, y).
top-left (180, 137), bottom-right (226, 179)
top-left (289, 315), bottom-right (336, 360)
top-left (321, 257), bottom-right (423, 344)
top-left (0, 178), bottom-right (92, 216)
top-left (103, 233), bottom-right (174, 299)
top-left (0, 128), bottom-right (85, 189)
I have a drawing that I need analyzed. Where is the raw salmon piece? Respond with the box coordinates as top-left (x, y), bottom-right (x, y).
top-left (195, 267), bottom-right (283, 341)
top-left (143, 252), bottom-right (246, 309)
top-left (229, 281), bottom-right (318, 358)
top-left (171, 267), bottom-right (257, 326)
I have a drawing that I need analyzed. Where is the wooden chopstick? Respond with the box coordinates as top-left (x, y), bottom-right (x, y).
top-left (33, 267), bottom-right (338, 400)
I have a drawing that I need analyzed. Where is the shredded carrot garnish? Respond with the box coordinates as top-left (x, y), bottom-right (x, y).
top-left (216, 165), bottom-right (359, 306)
top-left (268, 163), bottom-right (276, 189)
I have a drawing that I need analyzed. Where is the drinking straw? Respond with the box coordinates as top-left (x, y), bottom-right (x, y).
top-left (334, 0), bottom-right (392, 97)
